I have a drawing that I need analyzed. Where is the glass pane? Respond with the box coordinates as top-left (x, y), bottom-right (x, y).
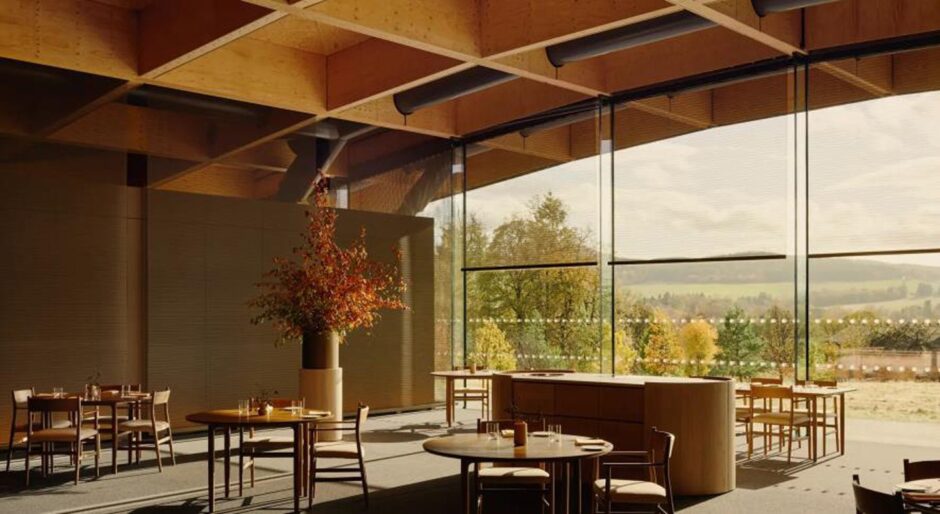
top-left (466, 266), bottom-right (602, 372)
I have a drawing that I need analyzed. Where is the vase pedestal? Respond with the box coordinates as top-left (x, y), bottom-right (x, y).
top-left (299, 367), bottom-right (343, 442)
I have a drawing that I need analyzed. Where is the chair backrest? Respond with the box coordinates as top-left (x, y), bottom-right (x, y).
top-left (356, 403), bottom-right (370, 429)
top-left (151, 389), bottom-right (171, 405)
top-left (751, 384), bottom-right (793, 401)
top-left (28, 397), bottom-right (81, 414)
top-left (648, 427), bottom-right (675, 492)
top-left (752, 377), bottom-right (783, 385)
top-left (904, 458), bottom-right (940, 481)
top-left (12, 388), bottom-right (33, 408)
top-left (852, 475), bottom-right (905, 514)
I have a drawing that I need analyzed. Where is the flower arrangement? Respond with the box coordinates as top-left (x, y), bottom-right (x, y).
top-left (249, 186), bottom-right (407, 346)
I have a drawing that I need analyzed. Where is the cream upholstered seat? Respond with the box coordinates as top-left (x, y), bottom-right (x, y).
top-left (314, 441), bottom-right (364, 459)
top-left (592, 478), bottom-right (667, 503)
top-left (120, 419), bottom-right (171, 431)
top-left (29, 427), bottom-right (99, 442)
top-left (479, 466), bottom-right (550, 484)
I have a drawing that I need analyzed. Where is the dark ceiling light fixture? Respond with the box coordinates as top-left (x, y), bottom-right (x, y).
top-left (751, 0), bottom-right (840, 16)
top-left (126, 86), bottom-right (268, 121)
top-left (393, 67), bottom-right (517, 115)
top-left (545, 11), bottom-right (716, 67)
top-left (518, 109), bottom-right (599, 137)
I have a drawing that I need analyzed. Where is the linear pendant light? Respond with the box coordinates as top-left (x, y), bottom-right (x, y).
top-left (545, 11), bottom-right (715, 67)
top-left (393, 67), bottom-right (517, 115)
top-left (751, 0), bottom-right (839, 17)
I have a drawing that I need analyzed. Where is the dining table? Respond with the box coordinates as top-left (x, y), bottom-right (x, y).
top-left (430, 370), bottom-right (495, 427)
top-left (37, 390), bottom-right (150, 474)
top-left (185, 408), bottom-right (329, 513)
top-left (423, 432), bottom-right (613, 514)
top-left (897, 478), bottom-right (940, 513)
top-left (736, 383), bottom-right (855, 460)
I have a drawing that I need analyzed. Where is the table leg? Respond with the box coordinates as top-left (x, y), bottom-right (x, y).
top-left (839, 393), bottom-right (846, 456)
top-left (224, 427), bottom-right (231, 498)
top-left (238, 428), bottom-right (244, 497)
top-left (446, 378), bottom-right (455, 427)
top-left (111, 405), bottom-right (119, 474)
top-left (576, 459), bottom-right (583, 514)
top-left (811, 397), bottom-right (818, 461)
top-left (208, 426), bottom-right (216, 513)
top-left (550, 462), bottom-right (556, 514)
top-left (293, 425), bottom-right (300, 513)
top-left (565, 461), bottom-right (571, 514)
top-left (460, 459), bottom-right (470, 514)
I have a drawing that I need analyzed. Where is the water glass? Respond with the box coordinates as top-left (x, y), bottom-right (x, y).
top-left (489, 427), bottom-right (501, 446)
top-left (551, 424), bottom-right (563, 443)
top-left (290, 400), bottom-right (299, 416)
top-left (53, 387), bottom-right (64, 398)
top-left (238, 400), bottom-right (249, 416)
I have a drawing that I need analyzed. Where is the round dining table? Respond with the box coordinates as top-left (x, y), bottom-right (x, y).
top-left (897, 478), bottom-right (940, 513)
top-left (186, 409), bottom-right (329, 513)
top-left (424, 432), bottom-right (613, 514)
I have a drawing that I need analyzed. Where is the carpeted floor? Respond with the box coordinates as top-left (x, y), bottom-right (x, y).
top-left (1, 408), bottom-right (938, 513)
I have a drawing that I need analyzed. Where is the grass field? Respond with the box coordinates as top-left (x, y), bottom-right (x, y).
top-left (844, 380), bottom-right (940, 423)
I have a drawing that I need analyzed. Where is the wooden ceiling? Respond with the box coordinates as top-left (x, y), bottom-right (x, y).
top-left (0, 0), bottom-right (939, 199)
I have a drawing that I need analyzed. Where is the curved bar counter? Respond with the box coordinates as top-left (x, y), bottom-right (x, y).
top-left (490, 372), bottom-right (735, 495)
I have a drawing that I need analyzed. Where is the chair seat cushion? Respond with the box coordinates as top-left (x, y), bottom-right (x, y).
top-left (752, 412), bottom-right (811, 425)
top-left (30, 428), bottom-right (98, 442)
top-left (244, 436), bottom-right (294, 451)
top-left (119, 419), bottom-right (170, 432)
top-left (478, 466), bottom-right (550, 484)
top-left (314, 442), bottom-right (362, 459)
top-left (15, 419), bottom-right (71, 432)
top-left (593, 479), bottom-right (667, 504)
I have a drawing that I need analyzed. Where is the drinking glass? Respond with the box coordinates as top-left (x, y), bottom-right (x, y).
top-left (290, 400), bottom-right (299, 416)
top-left (489, 427), bottom-right (501, 446)
top-left (53, 387), bottom-right (64, 398)
top-left (238, 400), bottom-right (249, 416)
top-left (552, 424), bottom-right (563, 443)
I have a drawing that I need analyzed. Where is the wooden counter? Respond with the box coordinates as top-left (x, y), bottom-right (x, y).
top-left (491, 373), bottom-right (735, 495)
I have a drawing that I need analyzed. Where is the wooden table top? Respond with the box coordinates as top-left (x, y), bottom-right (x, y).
top-left (431, 370), bottom-right (495, 378)
top-left (36, 391), bottom-right (150, 405)
top-left (735, 384), bottom-right (857, 396)
top-left (186, 408), bottom-right (330, 426)
top-left (423, 433), bottom-right (612, 462)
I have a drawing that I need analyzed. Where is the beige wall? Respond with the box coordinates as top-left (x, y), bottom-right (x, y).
top-left (0, 152), bottom-right (435, 444)
top-left (147, 190), bottom-right (435, 431)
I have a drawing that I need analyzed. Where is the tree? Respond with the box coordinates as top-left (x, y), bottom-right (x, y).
top-left (714, 307), bottom-right (763, 378)
top-left (644, 314), bottom-right (682, 376)
top-left (469, 320), bottom-right (517, 370)
top-left (679, 320), bottom-right (717, 376)
top-left (760, 305), bottom-right (795, 379)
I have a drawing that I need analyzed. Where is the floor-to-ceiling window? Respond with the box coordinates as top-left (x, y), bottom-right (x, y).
top-left (463, 106), bottom-right (607, 372)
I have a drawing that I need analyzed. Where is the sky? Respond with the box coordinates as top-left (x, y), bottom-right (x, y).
top-left (459, 89), bottom-right (940, 268)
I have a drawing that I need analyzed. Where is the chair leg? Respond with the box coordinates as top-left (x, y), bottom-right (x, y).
top-left (135, 432), bottom-right (141, 464)
top-left (127, 431), bottom-right (133, 464)
top-left (24, 441), bottom-right (30, 486)
top-left (5, 411), bottom-right (16, 473)
top-left (786, 426), bottom-right (793, 464)
top-left (359, 454), bottom-right (370, 507)
top-left (168, 429), bottom-right (176, 466)
top-left (154, 433), bottom-right (163, 473)
top-left (238, 448), bottom-right (244, 496)
top-left (94, 434), bottom-right (100, 478)
top-left (308, 456), bottom-right (317, 509)
top-left (250, 453), bottom-right (255, 487)
top-left (75, 440), bottom-right (82, 485)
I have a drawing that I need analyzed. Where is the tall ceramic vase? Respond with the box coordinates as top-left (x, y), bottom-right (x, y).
top-left (300, 331), bottom-right (342, 442)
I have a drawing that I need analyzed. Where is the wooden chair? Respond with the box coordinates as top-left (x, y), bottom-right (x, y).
top-left (748, 385), bottom-right (811, 463)
top-left (852, 474), bottom-right (905, 514)
top-left (238, 398), bottom-right (302, 494)
top-left (454, 366), bottom-right (489, 419)
top-left (24, 397), bottom-right (100, 486)
top-left (475, 418), bottom-right (552, 514)
top-left (6, 389), bottom-right (72, 472)
top-left (117, 389), bottom-right (175, 471)
top-left (591, 427), bottom-right (675, 514)
top-left (309, 403), bottom-right (370, 508)
top-left (903, 458), bottom-right (940, 481)
top-left (795, 379), bottom-right (840, 455)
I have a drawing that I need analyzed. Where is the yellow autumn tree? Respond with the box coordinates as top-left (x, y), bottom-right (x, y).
top-left (679, 320), bottom-right (718, 376)
top-left (644, 314), bottom-right (681, 376)
top-left (469, 320), bottom-right (517, 370)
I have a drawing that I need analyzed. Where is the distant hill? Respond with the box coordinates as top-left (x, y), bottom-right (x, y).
top-left (614, 255), bottom-right (940, 285)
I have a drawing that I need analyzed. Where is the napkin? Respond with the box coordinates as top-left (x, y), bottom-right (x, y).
top-left (500, 429), bottom-right (514, 438)
top-left (575, 438), bottom-right (607, 446)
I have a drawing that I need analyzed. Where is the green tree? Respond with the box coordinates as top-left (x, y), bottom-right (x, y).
top-left (679, 320), bottom-right (717, 376)
top-left (714, 307), bottom-right (763, 378)
top-left (644, 314), bottom-right (681, 376)
top-left (760, 305), bottom-right (795, 379)
top-left (469, 320), bottom-right (517, 370)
